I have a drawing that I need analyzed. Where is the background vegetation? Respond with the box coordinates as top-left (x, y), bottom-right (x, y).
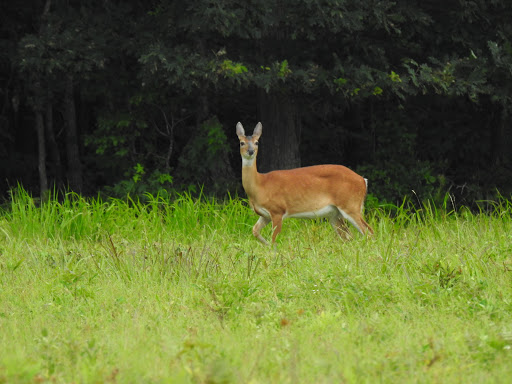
top-left (1, 0), bottom-right (511, 205)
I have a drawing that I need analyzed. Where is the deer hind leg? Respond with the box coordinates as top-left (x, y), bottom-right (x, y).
top-left (329, 215), bottom-right (353, 240)
top-left (352, 215), bottom-right (373, 237)
top-left (253, 216), bottom-right (271, 245)
top-left (359, 217), bottom-right (374, 236)
top-left (337, 208), bottom-right (373, 237)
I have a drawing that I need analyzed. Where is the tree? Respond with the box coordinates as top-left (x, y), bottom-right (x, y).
top-left (15, 0), bottom-right (137, 194)
top-left (137, 1), bottom-right (452, 171)
top-left (1, 0), bottom-right (511, 203)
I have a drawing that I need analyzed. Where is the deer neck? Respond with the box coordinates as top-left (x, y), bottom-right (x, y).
top-left (241, 157), bottom-right (261, 198)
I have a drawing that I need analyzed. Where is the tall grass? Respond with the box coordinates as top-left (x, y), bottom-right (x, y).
top-left (3, 188), bottom-right (251, 241)
top-left (1, 188), bottom-right (511, 383)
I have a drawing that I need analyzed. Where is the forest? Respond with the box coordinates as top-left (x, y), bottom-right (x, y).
top-left (2, 2), bottom-right (512, 382)
top-left (1, 0), bottom-right (511, 206)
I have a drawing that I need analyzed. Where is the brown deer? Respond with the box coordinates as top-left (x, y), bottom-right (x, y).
top-left (237, 122), bottom-right (373, 245)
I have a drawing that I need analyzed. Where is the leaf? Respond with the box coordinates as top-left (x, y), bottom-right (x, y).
top-left (389, 71), bottom-right (402, 83)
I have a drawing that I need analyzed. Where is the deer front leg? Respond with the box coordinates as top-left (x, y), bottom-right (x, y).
top-left (271, 214), bottom-right (283, 245)
top-left (253, 216), bottom-right (271, 245)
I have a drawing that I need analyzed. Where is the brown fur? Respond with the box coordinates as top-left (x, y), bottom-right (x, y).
top-left (237, 122), bottom-right (374, 245)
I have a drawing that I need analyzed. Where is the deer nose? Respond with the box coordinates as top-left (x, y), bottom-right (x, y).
top-left (247, 149), bottom-right (255, 156)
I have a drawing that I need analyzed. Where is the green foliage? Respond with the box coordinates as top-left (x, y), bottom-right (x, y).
top-left (372, 86), bottom-right (383, 96)
top-left (84, 114), bottom-right (147, 180)
top-left (403, 58), bottom-right (457, 95)
top-left (102, 164), bottom-right (174, 200)
top-left (176, 116), bottom-right (235, 193)
top-left (2, 0), bottom-right (512, 203)
top-left (84, 107), bottom-right (181, 199)
top-left (219, 59), bottom-right (248, 77)
top-left (356, 112), bottom-right (446, 205)
top-left (359, 160), bottom-right (442, 206)
top-left (277, 59), bottom-right (291, 78)
top-left (389, 71), bottom-right (402, 83)
top-left (16, 5), bottom-right (114, 89)
top-left (85, 115), bottom-right (140, 158)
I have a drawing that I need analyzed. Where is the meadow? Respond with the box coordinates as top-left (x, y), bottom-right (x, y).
top-left (0, 189), bottom-right (511, 383)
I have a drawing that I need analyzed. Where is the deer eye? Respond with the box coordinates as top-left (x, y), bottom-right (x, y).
top-left (254, 141), bottom-right (259, 146)
top-left (240, 142), bottom-right (245, 146)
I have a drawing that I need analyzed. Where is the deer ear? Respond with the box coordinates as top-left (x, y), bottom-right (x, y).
top-left (236, 122), bottom-right (245, 137)
top-left (253, 122), bottom-right (262, 138)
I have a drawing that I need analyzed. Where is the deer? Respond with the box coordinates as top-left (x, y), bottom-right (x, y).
top-left (236, 121), bottom-right (374, 246)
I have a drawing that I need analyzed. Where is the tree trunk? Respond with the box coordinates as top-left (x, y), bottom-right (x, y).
top-left (35, 104), bottom-right (48, 199)
top-left (32, 0), bottom-right (52, 199)
top-left (505, 107), bottom-right (512, 167)
top-left (257, 90), bottom-right (301, 172)
top-left (195, 38), bottom-right (209, 128)
top-left (45, 91), bottom-right (62, 185)
top-left (490, 104), bottom-right (510, 166)
top-left (64, 75), bottom-right (83, 192)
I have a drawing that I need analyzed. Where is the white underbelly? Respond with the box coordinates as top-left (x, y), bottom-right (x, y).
top-left (283, 205), bottom-right (338, 219)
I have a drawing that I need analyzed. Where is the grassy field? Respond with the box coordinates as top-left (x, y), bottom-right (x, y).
top-left (1, 189), bottom-right (511, 383)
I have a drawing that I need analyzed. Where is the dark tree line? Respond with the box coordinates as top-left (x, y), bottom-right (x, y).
top-left (1, 0), bottom-right (511, 205)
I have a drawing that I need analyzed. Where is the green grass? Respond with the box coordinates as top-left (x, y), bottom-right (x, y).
top-left (1, 189), bottom-right (512, 383)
